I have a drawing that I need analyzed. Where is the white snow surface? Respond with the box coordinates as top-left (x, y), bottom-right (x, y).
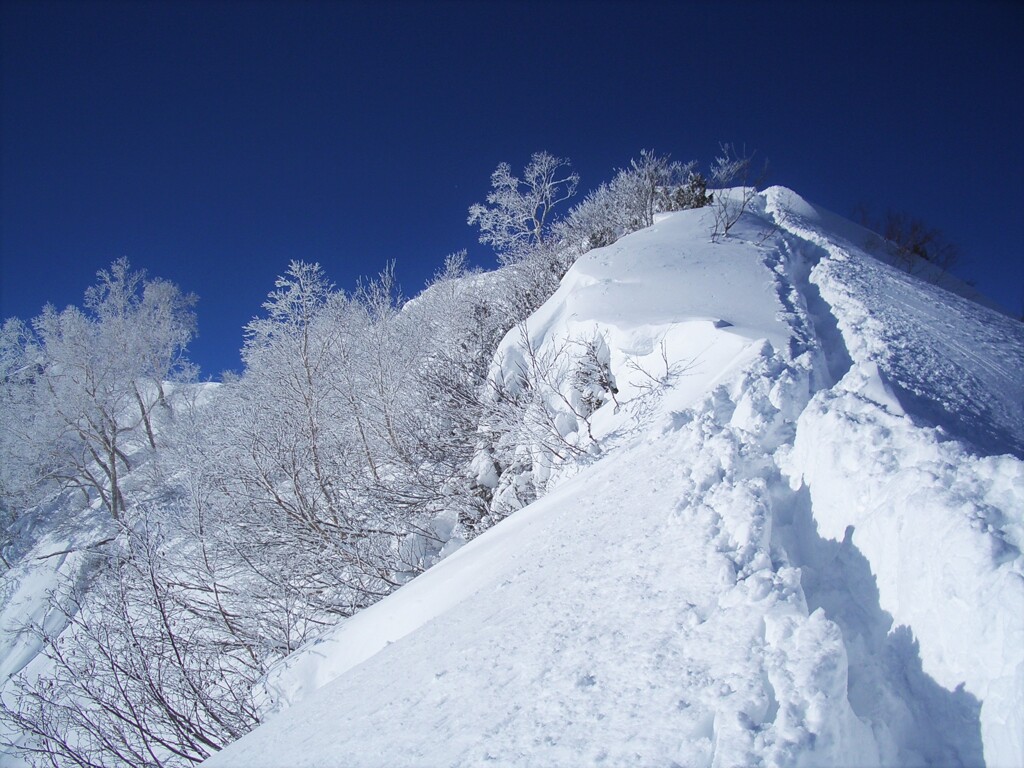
top-left (9, 191), bottom-right (1016, 768)
top-left (205, 191), bottom-right (1023, 768)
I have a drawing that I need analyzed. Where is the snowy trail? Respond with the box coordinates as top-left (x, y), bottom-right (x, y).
top-left (767, 187), bottom-right (1024, 766)
top-left (765, 187), bottom-right (1024, 458)
top-left (757, 224), bottom-right (986, 765)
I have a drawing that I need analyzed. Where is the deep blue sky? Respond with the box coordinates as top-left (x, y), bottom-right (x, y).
top-left (2, 0), bottom-right (1022, 377)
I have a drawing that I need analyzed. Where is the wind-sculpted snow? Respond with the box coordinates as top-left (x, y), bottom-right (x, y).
top-left (785, 367), bottom-right (1022, 766)
top-left (205, 193), bottom-right (1021, 767)
top-left (527, 211), bottom-right (792, 349)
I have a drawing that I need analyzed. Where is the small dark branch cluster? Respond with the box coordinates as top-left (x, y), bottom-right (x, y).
top-left (857, 206), bottom-right (961, 277)
top-left (709, 143), bottom-right (768, 241)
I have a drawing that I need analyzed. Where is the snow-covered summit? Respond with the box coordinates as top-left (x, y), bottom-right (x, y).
top-left (204, 188), bottom-right (1023, 767)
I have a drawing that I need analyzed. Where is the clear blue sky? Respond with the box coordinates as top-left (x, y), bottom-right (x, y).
top-left (2, 0), bottom-right (1022, 378)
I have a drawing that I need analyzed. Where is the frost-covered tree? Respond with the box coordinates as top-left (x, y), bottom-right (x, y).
top-left (225, 263), bottom-right (400, 612)
top-left (185, 261), bottom-right (460, 634)
top-left (553, 150), bottom-right (709, 258)
top-left (0, 319), bottom-right (44, 563)
top-left (1, 511), bottom-right (263, 768)
top-left (1, 259), bottom-right (195, 523)
top-left (468, 152), bottom-right (579, 263)
top-left (609, 149), bottom-right (701, 230)
top-left (399, 252), bottom-right (526, 529)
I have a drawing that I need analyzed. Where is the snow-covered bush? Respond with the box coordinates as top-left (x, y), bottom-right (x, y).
top-left (709, 142), bottom-right (765, 240)
top-left (1, 512), bottom-right (263, 768)
top-left (472, 328), bottom-right (615, 524)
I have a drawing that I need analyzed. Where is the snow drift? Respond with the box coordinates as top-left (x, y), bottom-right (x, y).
top-left (202, 188), bottom-right (1023, 767)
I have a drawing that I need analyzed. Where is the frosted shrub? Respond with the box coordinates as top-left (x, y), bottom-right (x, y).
top-left (468, 152), bottom-right (579, 264)
top-left (709, 142), bottom-right (766, 240)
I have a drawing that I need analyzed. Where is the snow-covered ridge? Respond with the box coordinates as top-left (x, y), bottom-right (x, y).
top-left (206, 189), bottom-right (1023, 767)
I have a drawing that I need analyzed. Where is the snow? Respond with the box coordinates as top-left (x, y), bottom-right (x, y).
top-left (204, 190), bottom-right (1023, 767)
top-left (2, 188), bottom-right (1019, 767)
top-left (0, 505), bottom-right (116, 766)
top-left (766, 186), bottom-right (1024, 457)
top-left (766, 186), bottom-right (1023, 764)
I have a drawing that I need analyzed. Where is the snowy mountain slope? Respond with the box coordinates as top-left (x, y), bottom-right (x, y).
top-left (205, 191), bottom-right (1023, 767)
top-left (766, 188), bottom-right (1024, 458)
top-left (767, 188), bottom-right (1024, 766)
top-left (246, 211), bottom-right (796, 719)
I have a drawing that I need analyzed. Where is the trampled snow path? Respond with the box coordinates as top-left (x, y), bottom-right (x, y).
top-left (207, 194), bottom-right (1022, 767)
top-left (766, 188), bottom-right (1024, 766)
